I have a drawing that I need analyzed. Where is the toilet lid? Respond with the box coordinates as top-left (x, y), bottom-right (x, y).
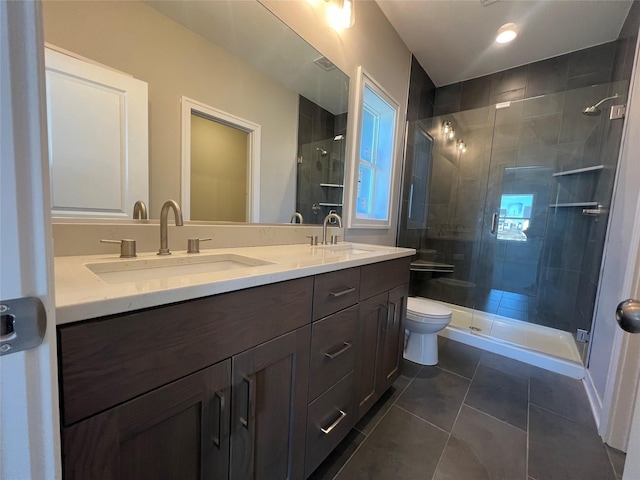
top-left (406, 297), bottom-right (452, 320)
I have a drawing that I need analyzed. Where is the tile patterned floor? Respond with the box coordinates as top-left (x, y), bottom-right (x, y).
top-left (309, 337), bottom-right (626, 480)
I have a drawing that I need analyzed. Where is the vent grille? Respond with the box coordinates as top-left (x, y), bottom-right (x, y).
top-left (314, 56), bottom-right (337, 72)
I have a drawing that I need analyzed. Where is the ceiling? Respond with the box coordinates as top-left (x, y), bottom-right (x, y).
top-left (375, 0), bottom-right (633, 87)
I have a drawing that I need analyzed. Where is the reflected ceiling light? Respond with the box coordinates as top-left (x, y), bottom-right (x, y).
top-left (327, 0), bottom-right (355, 31)
top-left (496, 23), bottom-right (518, 44)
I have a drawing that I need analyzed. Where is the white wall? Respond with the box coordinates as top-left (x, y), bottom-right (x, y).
top-left (43, 1), bottom-right (298, 223)
top-left (262, 0), bottom-right (413, 246)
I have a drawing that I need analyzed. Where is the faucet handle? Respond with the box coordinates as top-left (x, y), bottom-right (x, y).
top-left (306, 235), bottom-right (319, 246)
top-left (330, 235), bottom-right (341, 245)
top-left (187, 238), bottom-right (212, 254)
top-left (100, 239), bottom-right (137, 258)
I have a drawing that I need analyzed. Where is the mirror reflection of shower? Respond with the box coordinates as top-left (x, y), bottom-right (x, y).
top-left (296, 96), bottom-right (347, 224)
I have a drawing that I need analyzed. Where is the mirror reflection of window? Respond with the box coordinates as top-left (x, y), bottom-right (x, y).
top-left (497, 193), bottom-right (534, 242)
top-left (352, 69), bottom-right (399, 227)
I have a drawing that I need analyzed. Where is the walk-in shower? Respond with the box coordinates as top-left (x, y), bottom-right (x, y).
top-left (398, 82), bottom-right (627, 374)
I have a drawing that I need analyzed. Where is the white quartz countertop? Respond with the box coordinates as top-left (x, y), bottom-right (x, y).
top-left (54, 242), bottom-right (415, 325)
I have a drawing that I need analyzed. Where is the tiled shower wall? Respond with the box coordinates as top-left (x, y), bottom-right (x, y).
top-left (296, 95), bottom-right (347, 224)
top-left (400, 2), bottom-right (639, 338)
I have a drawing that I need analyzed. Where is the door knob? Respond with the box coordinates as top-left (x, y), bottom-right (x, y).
top-left (616, 299), bottom-right (640, 333)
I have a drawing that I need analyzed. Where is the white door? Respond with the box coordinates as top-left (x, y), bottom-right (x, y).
top-left (0, 2), bottom-right (61, 478)
top-left (45, 46), bottom-right (149, 219)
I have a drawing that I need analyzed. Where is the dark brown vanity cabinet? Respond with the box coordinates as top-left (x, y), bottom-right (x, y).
top-left (355, 259), bottom-right (410, 419)
top-left (230, 326), bottom-right (310, 480)
top-left (62, 361), bottom-right (231, 480)
top-left (57, 258), bottom-right (411, 480)
top-left (58, 277), bottom-right (312, 480)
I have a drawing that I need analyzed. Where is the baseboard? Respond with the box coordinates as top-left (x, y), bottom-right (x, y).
top-left (583, 369), bottom-right (603, 435)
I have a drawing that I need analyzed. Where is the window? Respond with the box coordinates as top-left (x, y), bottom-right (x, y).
top-left (349, 68), bottom-right (400, 228)
top-left (497, 194), bottom-right (534, 242)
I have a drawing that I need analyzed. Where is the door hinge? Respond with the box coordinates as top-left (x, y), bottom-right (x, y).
top-left (576, 329), bottom-right (590, 343)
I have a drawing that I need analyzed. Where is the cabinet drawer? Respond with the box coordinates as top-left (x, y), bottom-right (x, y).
top-left (313, 267), bottom-right (360, 320)
top-left (305, 372), bottom-right (355, 478)
top-left (309, 305), bottom-right (358, 401)
top-left (58, 277), bottom-right (313, 426)
top-left (360, 257), bottom-right (410, 300)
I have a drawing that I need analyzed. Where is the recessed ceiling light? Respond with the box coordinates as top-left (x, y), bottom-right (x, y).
top-left (496, 23), bottom-right (518, 44)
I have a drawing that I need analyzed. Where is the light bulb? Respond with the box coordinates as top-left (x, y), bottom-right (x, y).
top-left (496, 23), bottom-right (518, 44)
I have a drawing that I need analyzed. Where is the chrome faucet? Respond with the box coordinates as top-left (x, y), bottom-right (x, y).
top-left (290, 212), bottom-right (304, 224)
top-left (133, 200), bottom-right (148, 220)
top-left (322, 212), bottom-right (342, 245)
top-left (158, 200), bottom-right (183, 255)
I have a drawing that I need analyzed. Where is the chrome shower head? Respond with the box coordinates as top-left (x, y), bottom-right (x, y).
top-left (316, 147), bottom-right (328, 157)
top-left (582, 94), bottom-right (621, 116)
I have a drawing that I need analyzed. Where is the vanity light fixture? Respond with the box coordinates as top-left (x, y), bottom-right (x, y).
top-left (457, 139), bottom-right (467, 153)
top-left (327, 0), bottom-right (355, 31)
top-left (447, 127), bottom-right (455, 141)
top-left (496, 23), bottom-right (518, 44)
top-left (442, 121), bottom-right (452, 134)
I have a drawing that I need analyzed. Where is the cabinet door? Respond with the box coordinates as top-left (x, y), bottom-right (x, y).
top-left (230, 326), bottom-right (311, 480)
top-left (355, 292), bottom-right (387, 418)
top-left (376, 284), bottom-right (408, 394)
top-left (62, 361), bottom-right (231, 480)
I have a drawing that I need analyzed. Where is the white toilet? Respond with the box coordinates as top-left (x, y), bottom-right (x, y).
top-left (404, 297), bottom-right (453, 365)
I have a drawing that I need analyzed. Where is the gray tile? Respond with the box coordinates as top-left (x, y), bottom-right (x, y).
top-left (336, 406), bottom-right (448, 480)
top-left (436, 338), bottom-right (483, 379)
top-left (401, 358), bottom-right (423, 379)
top-left (479, 351), bottom-right (531, 379)
top-left (525, 55), bottom-right (569, 98)
top-left (529, 366), bottom-right (595, 428)
top-left (308, 428), bottom-right (366, 480)
top-left (396, 365), bottom-right (470, 432)
top-left (434, 406), bottom-right (527, 480)
top-left (355, 375), bottom-right (410, 435)
top-left (465, 365), bottom-right (528, 431)
top-left (460, 76), bottom-right (491, 111)
top-left (606, 445), bottom-right (626, 480)
top-left (529, 405), bottom-right (616, 480)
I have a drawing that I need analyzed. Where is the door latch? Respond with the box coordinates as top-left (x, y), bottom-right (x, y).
top-left (0, 297), bottom-right (47, 355)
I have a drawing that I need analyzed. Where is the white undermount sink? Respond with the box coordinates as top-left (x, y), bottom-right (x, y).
top-left (86, 253), bottom-right (273, 284)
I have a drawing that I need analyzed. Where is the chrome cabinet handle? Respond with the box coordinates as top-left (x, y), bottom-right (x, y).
top-left (329, 286), bottom-right (356, 298)
top-left (320, 409), bottom-right (347, 435)
top-left (239, 376), bottom-right (255, 429)
top-left (387, 301), bottom-right (397, 331)
top-left (324, 342), bottom-right (352, 360)
top-left (490, 212), bottom-right (499, 234)
top-left (213, 390), bottom-right (225, 448)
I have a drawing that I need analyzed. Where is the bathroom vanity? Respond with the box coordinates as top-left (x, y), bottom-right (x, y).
top-left (54, 243), bottom-right (413, 479)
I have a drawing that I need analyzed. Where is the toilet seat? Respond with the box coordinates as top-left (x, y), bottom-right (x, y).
top-left (406, 297), bottom-right (452, 323)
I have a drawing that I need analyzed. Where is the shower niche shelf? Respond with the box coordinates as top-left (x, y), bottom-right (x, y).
top-left (320, 183), bottom-right (344, 188)
top-left (318, 202), bottom-right (343, 207)
top-left (552, 165), bottom-right (604, 177)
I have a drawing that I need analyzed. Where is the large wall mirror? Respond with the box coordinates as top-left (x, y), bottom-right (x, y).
top-left (42, 0), bottom-right (349, 224)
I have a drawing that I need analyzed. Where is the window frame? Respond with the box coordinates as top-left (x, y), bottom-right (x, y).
top-left (348, 67), bottom-right (401, 229)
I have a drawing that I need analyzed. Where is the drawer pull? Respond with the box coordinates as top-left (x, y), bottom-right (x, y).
top-left (324, 342), bottom-right (352, 360)
top-left (239, 375), bottom-right (255, 429)
top-left (213, 390), bottom-right (225, 448)
top-left (320, 409), bottom-right (347, 435)
top-left (329, 286), bottom-right (356, 298)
